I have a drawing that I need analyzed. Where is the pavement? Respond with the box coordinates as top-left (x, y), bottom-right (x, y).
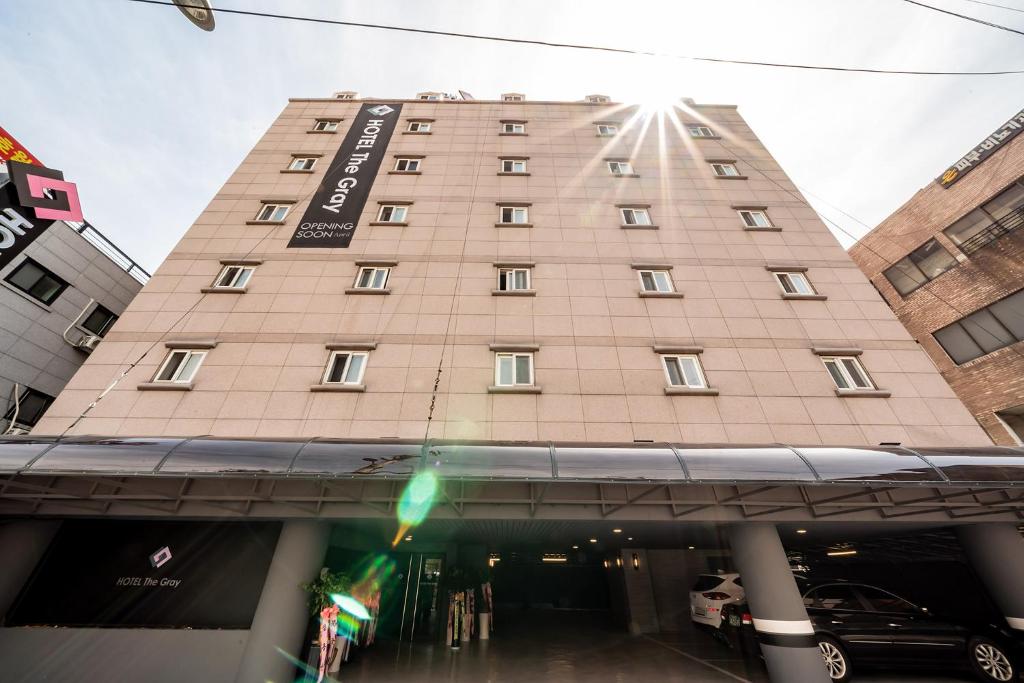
top-left (338, 609), bottom-right (978, 682)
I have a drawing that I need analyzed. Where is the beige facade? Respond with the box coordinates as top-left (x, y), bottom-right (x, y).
top-left (34, 95), bottom-right (988, 446)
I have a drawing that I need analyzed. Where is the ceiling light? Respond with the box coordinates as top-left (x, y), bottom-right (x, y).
top-left (827, 549), bottom-right (857, 557)
top-left (572, 545), bottom-right (579, 549)
top-left (796, 529), bottom-right (807, 534)
top-left (404, 535), bottom-right (413, 541)
top-left (612, 528), bottom-right (622, 534)
top-left (627, 537), bottom-right (633, 541)
top-left (688, 546), bottom-right (695, 550)
top-left (589, 538), bottom-right (597, 543)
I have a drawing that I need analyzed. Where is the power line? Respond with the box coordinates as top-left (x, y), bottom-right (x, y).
top-left (900, 0), bottom-right (1024, 35)
top-left (124, 0), bottom-right (1024, 76)
top-left (959, 0), bottom-right (1024, 14)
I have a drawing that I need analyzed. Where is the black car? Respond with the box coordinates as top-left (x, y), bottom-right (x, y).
top-left (720, 581), bottom-right (1022, 682)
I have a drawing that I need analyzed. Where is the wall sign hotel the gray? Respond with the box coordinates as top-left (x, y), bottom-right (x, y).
top-left (937, 107), bottom-right (1024, 189)
top-left (288, 102), bottom-right (404, 248)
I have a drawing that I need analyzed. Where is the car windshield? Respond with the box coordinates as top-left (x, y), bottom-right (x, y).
top-left (693, 575), bottom-right (725, 591)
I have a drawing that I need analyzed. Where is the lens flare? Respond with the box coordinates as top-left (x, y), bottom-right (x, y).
top-left (391, 470), bottom-right (439, 545)
top-left (330, 593), bottom-right (371, 621)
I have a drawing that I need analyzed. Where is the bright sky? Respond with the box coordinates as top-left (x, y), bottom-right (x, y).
top-left (4, 0), bottom-right (1024, 271)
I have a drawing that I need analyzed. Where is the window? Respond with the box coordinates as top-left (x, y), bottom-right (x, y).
top-left (288, 157), bottom-right (317, 171)
top-left (498, 268), bottom-right (530, 291)
top-left (418, 92), bottom-right (441, 101)
top-left (377, 205), bottom-right (408, 223)
top-left (944, 180), bottom-right (1024, 253)
top-left (661, 355), bottom-right (708, 389)
top-left (773, 271), bottom-right (815, 296)
top-left (688, 125), bottom-right (715, 138)
top-left (495, 352), bottom-right (533, 386)
top-left (711, 162), bottom-right (740, 177)
top-left (738, 210), bottom-right (772, 229)
top-left (502, 122), bottom-right (526, 134)
top-left (500, 158), bottom-right (528, 174)
top-left (499, 206), bottom-right (529, 224)
top-left (855, 586), bottom-right (917, 614)
top-left (881, 239), bottom-right (957, 296)
top-left (502, 93), bottom-right (524, 102)
top-left (804, 585), bottom-right (862, 611)
top-left (323, 351), bottom-right (368, 385)
top-left (586, 94), bottom-right (610, 103)
top-left (213, 265), bottom-right (254, 289)
top-left (407, 121), bottom-right (431, 133)
top-left (638, 270), bottom-right (673, 293)
top-left (154, 350), bottom-right (206, 384)
top-left (394, 157), bottom-right (421, 172)
top-left (3, 387), bottom-right (54, 428)
top-left (255, 203), bottom-right (291, 222)
top-left (81, 304), bottom-right (118, 337)
top-left (354, 266), bottom-right (390, 290)
top-left (4, 259), bottom-right (68, 305)
top-left (933, 289), bottom-right (1024, 364)
top-left (312, 119), bottom-right (339, 132)
top-left (596, 124), bottom-right (618, 136)
top-left (821, 356), bottom-right (874, 390)
top-left (620, 207), bottom-right (652, 226)
top-left (607, 160), bottom-right (634, 176)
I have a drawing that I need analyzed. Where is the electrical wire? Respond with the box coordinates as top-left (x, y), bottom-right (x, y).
top-left (958, 0), bottom-right (1024, 14)
top-left (900, 0), bottom-right (1024, 36)
top-left (123, 0), bottom-right (1024, 76)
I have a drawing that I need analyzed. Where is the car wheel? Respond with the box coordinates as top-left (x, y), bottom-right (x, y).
top-left (817, 636), bottom-right (852, 682)
top-left (969, 636), bottom-right (1016, 683)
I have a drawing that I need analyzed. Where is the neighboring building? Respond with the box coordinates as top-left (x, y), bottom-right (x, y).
top-left (7, 93), bottom-right (1021, 683)
top-left (0, 183), bottom-right (148, 434)
top-left (850, 106), bottom-right (1024, 446)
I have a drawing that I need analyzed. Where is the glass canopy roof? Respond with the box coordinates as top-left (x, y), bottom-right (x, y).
top-left (2, 437), bottom-right (1024, 485)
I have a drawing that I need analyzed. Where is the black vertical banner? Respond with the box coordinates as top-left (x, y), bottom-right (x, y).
top-left (288, 102), bottom-right (403, 248)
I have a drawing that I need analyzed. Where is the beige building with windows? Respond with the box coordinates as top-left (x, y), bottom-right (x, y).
top-left (33, 92), bottom-right (988, 446)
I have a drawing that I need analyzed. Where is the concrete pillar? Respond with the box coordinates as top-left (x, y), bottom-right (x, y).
top-left (0, 520), bottom-right (60, 621)
top-left (728, 524), bottom-right (830, 683)
top-left (957, 523), bottom-right (1024, 632)
top-left (234, 520), bottom-right (330, 683)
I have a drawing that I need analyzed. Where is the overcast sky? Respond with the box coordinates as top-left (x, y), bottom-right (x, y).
top-left (4, 0), bottom-right (1024, 271)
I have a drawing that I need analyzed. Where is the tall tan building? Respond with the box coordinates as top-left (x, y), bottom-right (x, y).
top-left (33, 92), bottom-right (987, 446)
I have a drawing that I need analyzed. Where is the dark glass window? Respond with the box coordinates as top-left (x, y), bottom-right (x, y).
top-left (855, 586), bottom-right (917, 613)
top-left (81, 304), bottom-right (117, 337)
top-left (882, 239), bottom-right (956, 296)
top-left (3, 387), bottom-right (54, 427)
top-left (804, 584), bottom-right (862, 611)
top-left (692, 575), bottom-right (725, 591)
top-left (5, 259), bottom-right (68, 305)
top-left (933, 288), bottom-right (1024, 364)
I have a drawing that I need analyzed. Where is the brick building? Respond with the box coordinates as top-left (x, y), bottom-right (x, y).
top-left (849, 107), bottom-right (1024, 446)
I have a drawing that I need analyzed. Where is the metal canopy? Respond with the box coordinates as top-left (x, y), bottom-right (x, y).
top-left (3, 437), bottom-right (1024, 522)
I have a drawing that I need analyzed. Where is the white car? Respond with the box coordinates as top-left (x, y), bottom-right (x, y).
top-left (690, 573), bottom-right (745, 629)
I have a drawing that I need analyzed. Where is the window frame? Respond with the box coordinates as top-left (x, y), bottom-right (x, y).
top-left (393, 157), bottom-right (421, 172)
top-left (738, 209), bottom-right (772, 229)
top-left (377, 204), bottom-right (409, 223)
top-left (933, 288), bottom-right (1024, 365)
top-left (711, 162), bottom-right (741, 177)
top-left (637, 269), bottom-right (674, 293)
top-left (80, 303), bottom-right (118, 337)
top-left (596, 123), bottom-right (619, 136)
top-left (497, 267), bottom-right (531, 291)
top-left (498, 206), bottom-right (529, 224)
top-left (620, 207), bottom-right (652, 226)
top-left (688, 125), bottom-right (715, 138)
top-left (312, 119), bottom-right (339, 132)
top-left (881, 238), bottom-right (957, 296)
top-left (153, 349), bottom-right (207, 384)
top-left (607, 160), bottom-right (635, 176)
top-left (254, 203), bottom-right (291, 222)
top-left (773, 271), bottom-right (815, 296)
top-left (322, 350), bottom-right (369, 385)
top-left (287, 157), bottom-right (318, 171)
top-left (213, 265), bottom-right (255, 289)
top-left (660, 354), bottom-right (709, 389)
top-left (500, 158), bottom-right (528, 174)
top-left (354, 266), bottom-right (391, 290)
top-left (494, 352), bottom-right (534, 387)
top-left (406, 120), bottom-right (432, 133)
top-left (4, 258), bottom-right (69, 306)
top-left (501, 122), bottom-right (526, 134)
top-left (821, 356), bottom-right (875, 391)
top-left (2, 386), bottom-right (54, 429)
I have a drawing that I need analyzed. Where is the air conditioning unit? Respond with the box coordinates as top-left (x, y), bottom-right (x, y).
top-left (77, 335), bottom-right (102, 352)
top-left (5, 426), bottom-right (31, 436)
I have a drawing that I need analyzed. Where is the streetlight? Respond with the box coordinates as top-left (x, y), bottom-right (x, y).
top-left (173, 0), bottom-right (216, 31)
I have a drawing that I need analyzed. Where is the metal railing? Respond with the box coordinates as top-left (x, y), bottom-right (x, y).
top-left (958, 205), bottom-right (1024, 256)
top-left (65, 220), bottom-right (150, 285)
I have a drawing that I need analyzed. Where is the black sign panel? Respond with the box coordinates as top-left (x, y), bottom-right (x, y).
top-left (6, 520), bottom-right (281, 628)
top-left (937, 107), bottom-right (1024, 188)
top-left (0, 179), bottom-right (55, 271)
top-left (288, 102), bottom-right (403, 248)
